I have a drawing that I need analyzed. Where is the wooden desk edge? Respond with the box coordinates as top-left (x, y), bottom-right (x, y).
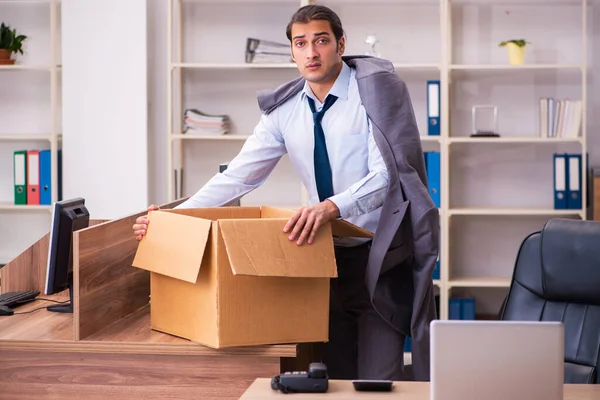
top-left (0, 339), bottom-right (297, 357)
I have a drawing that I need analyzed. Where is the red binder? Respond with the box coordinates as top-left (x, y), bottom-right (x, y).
top-left (27, 150), bottom-right (40, 205)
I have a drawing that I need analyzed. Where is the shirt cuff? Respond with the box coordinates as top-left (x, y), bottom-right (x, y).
top-left (327, 190), bottom-right (355, 220)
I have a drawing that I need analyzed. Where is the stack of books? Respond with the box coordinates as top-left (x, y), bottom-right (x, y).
top-left (245, 37), bottom-right (291, 64)
top-left (183, 109), bottom-right (230, 136)
top-left (539, 97), bottom-right (582, 138)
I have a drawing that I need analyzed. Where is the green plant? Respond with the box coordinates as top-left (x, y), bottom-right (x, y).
top-left (498, 39), bottom-right (530, 48)
top-left (0, 23), bottom-right (27, 54)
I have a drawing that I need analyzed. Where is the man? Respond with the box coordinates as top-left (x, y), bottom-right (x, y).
top-left (133, 5), bottom-right (438, 382)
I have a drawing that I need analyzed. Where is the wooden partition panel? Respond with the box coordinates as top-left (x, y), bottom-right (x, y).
top-left (74, 199), bottom-right (186, 340)
top-left (1, 234), bottom-right (50, 294)
top-left (1, 220), bottom-right (107, 294)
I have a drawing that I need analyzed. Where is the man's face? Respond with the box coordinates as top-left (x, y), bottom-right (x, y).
top-left (290, 20), bottom-right (345, 84)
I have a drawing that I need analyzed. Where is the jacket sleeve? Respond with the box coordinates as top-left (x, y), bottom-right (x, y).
top-left (409, 207), bottom-right (440, 381)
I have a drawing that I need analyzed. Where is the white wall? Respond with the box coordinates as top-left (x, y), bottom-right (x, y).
top-left (61, 0), bottom-right (148, 220)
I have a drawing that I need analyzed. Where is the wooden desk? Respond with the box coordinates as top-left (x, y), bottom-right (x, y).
top-left (241, 379), bottom-right (600, 400)
top-left (0, 201), bottom-right (304, 400)
top-left (0, 298), bottom-right (294, 399)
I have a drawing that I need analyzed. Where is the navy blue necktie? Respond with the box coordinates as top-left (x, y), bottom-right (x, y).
top-left (307, 94), bottom-right (338, 202)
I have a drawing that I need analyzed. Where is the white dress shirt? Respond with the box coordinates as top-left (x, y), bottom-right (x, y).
top-left (177, 61), bottom-right (388, 234)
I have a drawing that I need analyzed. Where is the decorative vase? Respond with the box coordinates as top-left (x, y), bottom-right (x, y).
top-left (506, 42), bottom-right (525, 65)
top-left (0, 49), bottom-right (15, 65)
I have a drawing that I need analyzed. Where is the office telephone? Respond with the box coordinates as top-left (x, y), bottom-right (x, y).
top-left (270, 362), bottom-right (328, 393)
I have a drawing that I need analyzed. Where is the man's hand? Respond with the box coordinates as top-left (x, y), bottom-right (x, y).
top-left (132, 205), bottom-right (160, 241)
top-left (283, 200), bottom-right (340, 245)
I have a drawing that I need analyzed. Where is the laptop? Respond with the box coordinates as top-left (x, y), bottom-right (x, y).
top-left (430, 320), bottom-right (564, 400)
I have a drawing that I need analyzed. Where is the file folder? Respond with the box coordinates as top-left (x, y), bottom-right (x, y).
top-left (449, 298), bottom-right (461, 320)
top-left (553, 153), bottom-right (567, 210)
top-left (404, 336), bottom-right (412, 353)
top-left (567, 153), bottom-right (582, 210)
top-left (461, 298), bottom-right (476, 320)
top-left (427, 151), bottom-right (440, 207)
top-left (57, 149), bottom-right (63, 201)
top-left (39, 149), bottom-right (52, 205)
top-left (433, 255), bottom-right (440, 280)
top-left (427, 80), bottom-right (440, 136)
top-left (432, 229), bottom-right (440, 280)
top-left (13, 150), bottom-right (27, 205)
top-left (27, 150), bottom-right (40, 205)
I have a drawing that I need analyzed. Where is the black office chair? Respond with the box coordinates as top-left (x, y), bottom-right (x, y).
top-left (499, 218), bottom-right (600, 384)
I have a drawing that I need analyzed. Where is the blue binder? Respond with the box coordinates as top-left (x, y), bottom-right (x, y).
top-left (449, 298), bottom-right (461, 320)
top-left (567, 153), bottom-right (582, 210)
top-left (404, 336), bottom-right (412, 353)
top-left (427, 80), bottom-right (440, 136)
top-left (433, 256), bottom-right (440, 280)
top-left (57, 149), bottom-right (63, 201)
top-left (553, 153), bottom-right (567, 209)
top-left (39, 150), bottom-right (52, 205)
top-left (461, 298), bottom-right (476, 320)
top-left (432, 229), bottom-right (440, 280)
top-left (427, 152), bottom-right (440, 207)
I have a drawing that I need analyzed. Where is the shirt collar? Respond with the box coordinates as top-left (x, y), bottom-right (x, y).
top-left (302, 61), bottom-right (351, 106)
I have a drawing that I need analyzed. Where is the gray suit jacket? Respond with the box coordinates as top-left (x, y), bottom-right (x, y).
top-left (256, 55), bottom-right (439, 381)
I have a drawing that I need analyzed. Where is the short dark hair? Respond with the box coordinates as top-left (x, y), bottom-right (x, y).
top-left (285, 5), bottom-right (344, 42)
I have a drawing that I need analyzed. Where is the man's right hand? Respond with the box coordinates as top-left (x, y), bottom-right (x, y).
top-left (133, 205), bottom-right (160, 241)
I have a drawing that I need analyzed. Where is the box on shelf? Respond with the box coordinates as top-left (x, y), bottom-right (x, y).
top-left (132, 206), bottom-right (373, 348)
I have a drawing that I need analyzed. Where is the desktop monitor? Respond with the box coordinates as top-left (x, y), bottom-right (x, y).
top-left (44, 197), bottom-right (90, 313)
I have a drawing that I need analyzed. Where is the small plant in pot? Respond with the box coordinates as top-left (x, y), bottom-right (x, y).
top-left (498, 39), bottom-right (530, 65)
top-left (0, 23), bottom-right (27, 65)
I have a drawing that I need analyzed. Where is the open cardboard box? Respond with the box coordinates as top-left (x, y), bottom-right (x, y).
top-left (132, 206), bottom-right (373, 348)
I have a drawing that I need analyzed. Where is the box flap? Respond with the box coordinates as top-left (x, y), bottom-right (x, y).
top-left (331, 219), bottom-right (374, 239)
top-left (218, 218), bottom-right (337, 278)
top-left (132, 210), bottom-right (212, 283)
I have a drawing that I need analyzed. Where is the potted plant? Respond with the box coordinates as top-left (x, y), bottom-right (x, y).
top-left (0, 23), bottom-right (27, 65)
top-left (498, 39), bottom-right (530, 65)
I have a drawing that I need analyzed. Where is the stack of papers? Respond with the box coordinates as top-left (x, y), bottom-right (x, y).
top-left (183, 109), bottom-right (230, 136)
top-left (245, 37), bottom-right (292, 64)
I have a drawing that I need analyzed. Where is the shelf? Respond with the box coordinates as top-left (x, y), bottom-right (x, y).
top-left (172, 134), bottom-right (443, 143)
top-left (0, 203), bottom-right (52, 211)
top-left (448, 277), bottom-right (511, 288)
top-left (0, 65), bottom-right (55, 71)
top-left (421, 136), bottom-right (441, 143)
top-left (450, 64), bottom-right (583, 71)
top-left (171, 134), bottom-right (250, 141)
top-left (449, 207), bottom-right (583, 216)
top-left (172, 63), bottom-right (296, 70)
top-left (448, 137), bottom-right (582, 144)
top-left (0, 0), bottom-right (53, 3)
top-left (172, 63), bottom-right (440, 71)
top-left (0, 134), bottom-right (59, 142)
top-left (393, 63), bottom-right (440, 71)
top-left (450, 0), bottom-right (582, 5)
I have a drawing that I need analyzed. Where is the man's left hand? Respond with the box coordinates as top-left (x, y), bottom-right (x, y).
top-left (283, 200), bottom-right (340, 245)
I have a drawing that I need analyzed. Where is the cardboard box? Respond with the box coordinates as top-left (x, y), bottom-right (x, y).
top-left (132, 206), bottom-right (373, 348)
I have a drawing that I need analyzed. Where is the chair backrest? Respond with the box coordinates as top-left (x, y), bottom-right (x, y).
top-left (500, 218), bottom-right (600, 384)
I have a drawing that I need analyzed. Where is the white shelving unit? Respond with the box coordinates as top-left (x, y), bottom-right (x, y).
top-left (166, 0), bottom-right (587, 320)
top-left (0, 0), bottom-right (62, 264)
